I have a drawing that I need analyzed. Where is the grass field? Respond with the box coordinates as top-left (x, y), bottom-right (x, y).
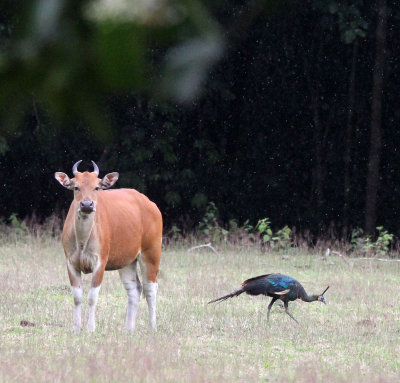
top-left (0, 233), bottom-right (399, 382)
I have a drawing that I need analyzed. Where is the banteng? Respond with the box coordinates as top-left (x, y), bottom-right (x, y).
top-left (55, 160), bottom-right (162, 332)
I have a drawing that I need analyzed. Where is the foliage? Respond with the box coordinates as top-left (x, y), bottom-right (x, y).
top-left (198, 202), bottom-right (228, 242)
top-left (8, 213), bottom-right (28, 235)
top-left (350, 228), bottom-right (373, 254)
top-left (194, 212), bottom-right (293, 250)
top-left (166, 224), bottom-right (182, 242)
top-left (197, 204), bottom-right (274, 245)
top-left (374, 226), bottom-right (394, 255)
top-left (256, 218), bottom-right (292, 250)
top-left (0, 0), bottom-right (223, 136)
top-left (1, 1), bottom-right (400, 238)
top-left (314, 0), bottom-right (368, 44)
top-left (0, 136), bottom-right (8, 155)
top-left (228, 219), bottom-right (255, 238)
top-left (350, 226), bottom-right (394, 256)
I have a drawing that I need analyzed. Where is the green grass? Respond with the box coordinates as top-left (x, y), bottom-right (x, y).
top-left (0, 234), bottom-right (399, 382)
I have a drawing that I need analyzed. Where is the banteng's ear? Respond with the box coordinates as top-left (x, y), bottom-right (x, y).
top-left (55, 172), bottom-right (74, 190)
top-left (99, 172), bottom-right (119, 189)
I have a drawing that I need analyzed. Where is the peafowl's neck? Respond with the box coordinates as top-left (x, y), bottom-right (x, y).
top-left (302, 294), bottom-right (320, 302)
top-left (298, 286), bottom-right (319, 302)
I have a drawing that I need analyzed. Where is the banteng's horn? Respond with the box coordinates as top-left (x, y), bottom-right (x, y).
top-left (72, 160), bottom-right (82, 175)
top-left (91, 160), bottom-right (99, 176)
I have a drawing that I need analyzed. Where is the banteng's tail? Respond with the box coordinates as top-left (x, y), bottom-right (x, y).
top-left (208, 288), bottom-right (245, 304)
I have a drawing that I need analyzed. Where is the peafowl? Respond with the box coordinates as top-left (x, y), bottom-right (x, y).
top-left (208, 273), bottom-right (329, 323)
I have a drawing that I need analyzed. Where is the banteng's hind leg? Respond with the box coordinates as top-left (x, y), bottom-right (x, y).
top-left (139, 247), bottom-right (160, 331)
top-left (119, 260), bottom-right (142, 332)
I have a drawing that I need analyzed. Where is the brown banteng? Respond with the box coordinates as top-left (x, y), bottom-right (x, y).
top-left (55, 160), bottom-right (162, 332)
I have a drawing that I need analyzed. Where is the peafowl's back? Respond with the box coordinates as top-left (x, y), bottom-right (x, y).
top-left (242, 273), bottom-right (304, 301)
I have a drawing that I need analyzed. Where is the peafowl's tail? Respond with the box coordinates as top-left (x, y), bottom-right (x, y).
top-left (208, 288), bottom-right (245, 304)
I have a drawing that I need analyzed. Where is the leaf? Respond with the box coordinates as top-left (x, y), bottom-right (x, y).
top-left (191, 193), bottom-right (208, 209)
top-left (164, 191), bottom-right (181, 206)
top-left (161, 35), bottom-right (224, 103)
top-left (0, 136), bottom-right (9, 155)
top-left (258, 222), bottom-right (267, 233)
top-left (328, 2), bottom-right (339, 14)
top-left (94, 22), bottom-right (145, 90)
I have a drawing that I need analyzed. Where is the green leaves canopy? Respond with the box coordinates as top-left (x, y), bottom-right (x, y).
top-left (0, 0), bottom-right (223, 136)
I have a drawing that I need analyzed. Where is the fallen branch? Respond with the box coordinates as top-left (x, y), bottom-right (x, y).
top-left (326, 248), bottom-right (350, 264)
top-left (187, 242), bottom-right (219, 254)
top-left (352, 257), bottom-right (400, 262)
top-left (326, 248), bottom-right (400, 262)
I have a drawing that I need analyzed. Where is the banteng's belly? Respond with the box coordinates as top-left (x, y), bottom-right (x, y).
top-left (105, 249), bottom-right (140, 270)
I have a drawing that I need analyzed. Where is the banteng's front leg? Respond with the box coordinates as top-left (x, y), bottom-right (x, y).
top-left (67, 263), bottom-right (83, 333)
top-left (87, 265), bottom-right (105, 332)
top-left (119, 260), bottom-right (142, 332)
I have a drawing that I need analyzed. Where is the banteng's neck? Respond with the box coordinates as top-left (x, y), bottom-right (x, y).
top-left (74, 202), bottom-right (96, 249)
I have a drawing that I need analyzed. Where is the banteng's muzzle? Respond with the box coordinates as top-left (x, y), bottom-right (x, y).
top-left (80, 200), bottom-right (95, 213)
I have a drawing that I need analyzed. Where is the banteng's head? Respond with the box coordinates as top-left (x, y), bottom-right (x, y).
top-left (55, 160), bottom-right (119, 215)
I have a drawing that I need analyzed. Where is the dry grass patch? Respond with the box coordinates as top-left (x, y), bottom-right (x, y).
top-left (0, 234), bottom-right (399, 382)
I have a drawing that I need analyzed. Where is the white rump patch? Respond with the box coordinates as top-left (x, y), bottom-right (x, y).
top-left (274, 289), bottom-right (290, 295)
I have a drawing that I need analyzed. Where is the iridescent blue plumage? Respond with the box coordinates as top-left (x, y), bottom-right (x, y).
top-left (209, 273), bottom-right (329, 323)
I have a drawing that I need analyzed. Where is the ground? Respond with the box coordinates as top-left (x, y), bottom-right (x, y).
top-left (0, 233), bottom-right (399, 382)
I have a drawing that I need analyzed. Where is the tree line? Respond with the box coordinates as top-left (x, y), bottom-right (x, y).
top-left (0, 1), bottom-right (399, 239)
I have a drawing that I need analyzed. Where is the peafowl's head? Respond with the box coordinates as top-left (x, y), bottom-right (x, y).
top-left (317, 286), bottom-right (330, 304)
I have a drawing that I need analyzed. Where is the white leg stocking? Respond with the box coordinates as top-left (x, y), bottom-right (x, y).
top-left (87, 285), bottom-right (101, 332)
top-left (143, 282), bottom-right (158, 331)
top-left (119, 261), bottom-right (142, 332)
top-left (72, 286), bottom-right (83, 333)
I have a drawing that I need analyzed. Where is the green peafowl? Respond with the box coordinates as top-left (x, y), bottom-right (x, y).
top-left (208, 273), bottom-right (329, 323)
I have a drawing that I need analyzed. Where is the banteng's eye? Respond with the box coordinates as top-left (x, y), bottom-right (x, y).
top-left (95, 187), bottom-right (99, 191)
top-left (74, 186), bottom-right (79, 191)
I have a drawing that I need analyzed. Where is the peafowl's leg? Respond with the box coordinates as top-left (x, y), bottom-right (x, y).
top-left (267, 297), bottom-right (278, 321)
top-left (284, 302), bottom-right (299, 324)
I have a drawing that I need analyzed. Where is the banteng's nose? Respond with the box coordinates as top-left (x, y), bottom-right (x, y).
top-left (80, 200), bottom-right (94, 213)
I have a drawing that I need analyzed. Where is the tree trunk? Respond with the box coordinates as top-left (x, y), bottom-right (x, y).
top-left (365, 0), bottom-right (388, 234)
top-left (343, 41), bottom-right (358, 232)
top-left (308, 38), bottom-right (325, 214)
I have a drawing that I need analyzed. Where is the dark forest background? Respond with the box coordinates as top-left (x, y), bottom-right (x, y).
top-left (0, 0), bottom-right (399, 239)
